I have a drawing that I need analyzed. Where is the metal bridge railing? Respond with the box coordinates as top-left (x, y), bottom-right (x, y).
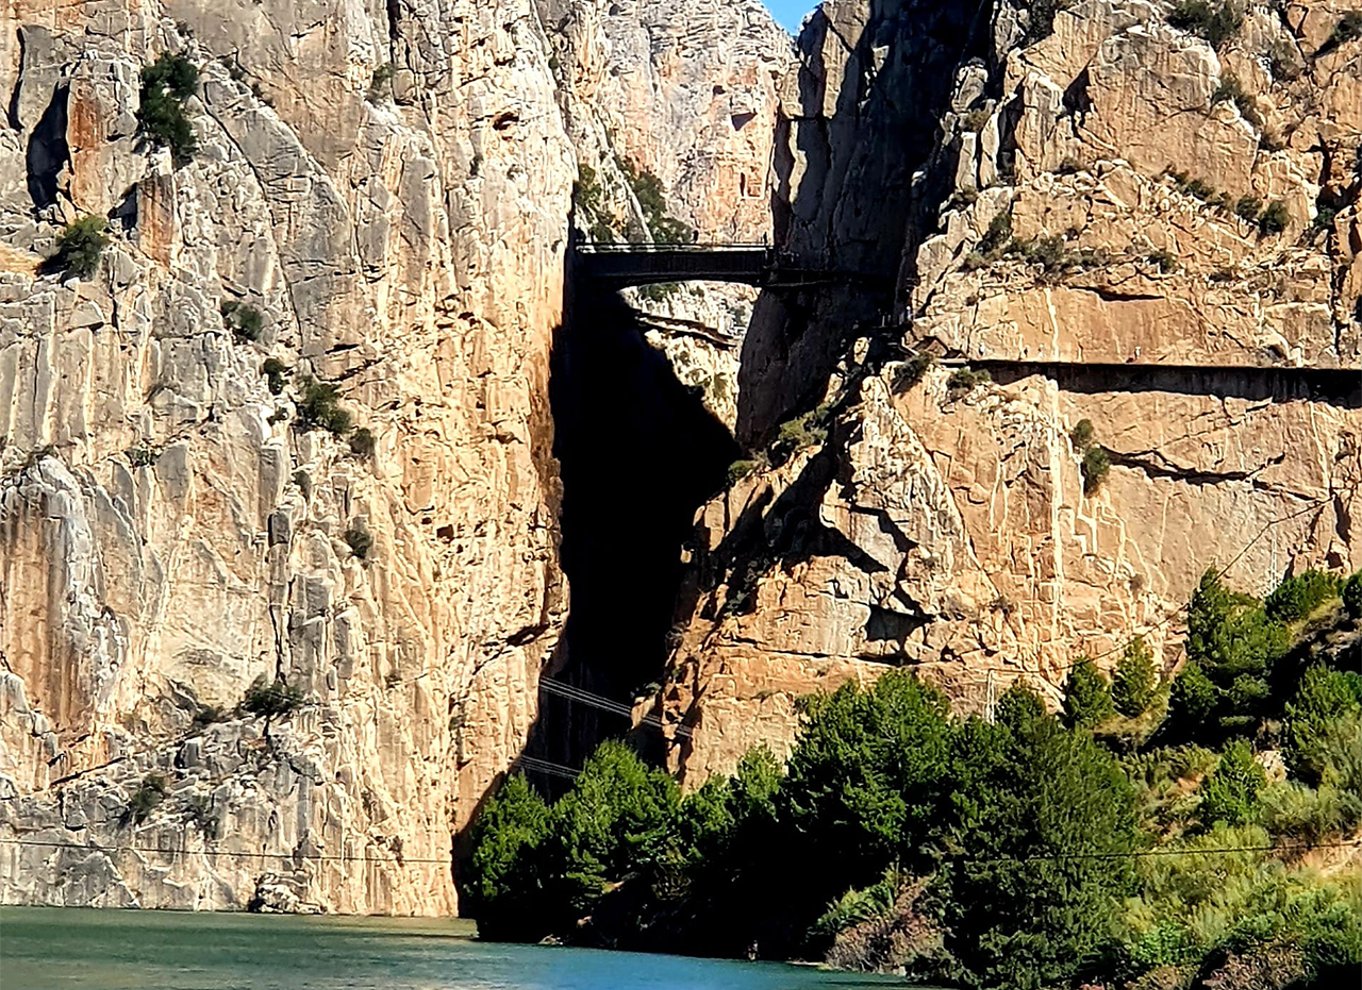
top-left (573, 240), bottom-right (771, 254)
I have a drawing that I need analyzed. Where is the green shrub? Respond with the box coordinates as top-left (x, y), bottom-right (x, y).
top-left (1147, 248), bottom-right (1178, 273)
top-left (296, 376), bottom-right (353, 435)
top-left (221, 300), bottom-right (264, 343)
top-left (1064, 658), bottom-right (1116, 728)
top-left (891, 353), bottom-right (935, 393)
top-left (344, 525), bottom-right (373, 559)
top-left (1259, 200), bottom-right (1290, 235)
top-left (1014, 234), bottom-right (1067, 273)
top-left (1265, 569), bottom-right (1341, 623)
top-left (1235, 195), bottom-right (1263, 223)
top-left (726, 458), bottom-right (760, 486)
top-left (1070, 418), bottom-right (1095, 450)
top-left (52, 216), bottom-right (110, 279)
top-left (190, 704), bottom-right (225, 730)
top-left (139, 53), bottom-right (199, 166)
top-left (367, 62), bottom-right (393, 102)
top-left (1024, 0), bottom-right (1074, 43)
top-left (125, 773), bottom-right (169, 825)
top-left (1261, 779), bottom-right (1348, 841)
top-left (348, 427), bottom-right (375, 458)
top-left (1267, 41), bottom-right (1302, 80)
top-left (1343, 573), bottom-right (1362, 619)
top-left (978, 209), bottom-right (1013, 258)
top-left (1284, 665), bottom-right (1362, 783)
top-left (946, 367), bottom-right (991, 395)
top-left (1081, 444), bottom-right (1111, 494)
top-left (1168, 0), bottom-right (1244, 49)
top-left (1200, 740), bottom-right (1266, 825)
top-left (619, 158), bottom-right (690, 243)
top-left (261, 358), bottom-right (288, 395)
top-left (1212, 74), bottom-right (1259, 124)
top-left (773, 404), bottom-right (830, 458)
top-left (241, 675), bottom-right (303, 717)
top-left (1114, 636), bottom-right (1159, 717)
top-left (1322, 10), bottom-right (1362, 53)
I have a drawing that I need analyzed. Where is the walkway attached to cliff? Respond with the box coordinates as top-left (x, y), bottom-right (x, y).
top-left (571, 239), bottom-right (875, 289)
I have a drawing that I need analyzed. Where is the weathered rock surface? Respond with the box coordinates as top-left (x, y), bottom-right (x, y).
top-left (657, 0), bottom-right (1361, 785)
top-left (0, 0), bottom-right (782, 913)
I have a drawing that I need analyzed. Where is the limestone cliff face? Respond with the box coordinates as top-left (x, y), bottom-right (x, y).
top-left (0, 0), bottom-right (780, 912)
top-left (658, 0), bottom-right (1362, 785)
top-left (540, 0), bottom-right (790, 428)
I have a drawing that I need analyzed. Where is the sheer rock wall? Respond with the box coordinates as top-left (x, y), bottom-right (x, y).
top-left (0, 0), bottom-right (782, 913)
top-left (657, 0), bottom-right (1362, 786)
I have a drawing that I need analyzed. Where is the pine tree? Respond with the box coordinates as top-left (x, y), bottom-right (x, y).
top-left (1064, 658), bottom-right (1115, 728)
top-left (1113, 636), bottom-right (1158, 717)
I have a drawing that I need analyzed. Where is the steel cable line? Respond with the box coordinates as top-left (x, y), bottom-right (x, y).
top-left (1, 835), bottom-right (1355, 868)
top-left (538, 678), bottom-right (694, 738)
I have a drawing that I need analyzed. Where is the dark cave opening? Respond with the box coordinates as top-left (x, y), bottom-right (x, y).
top-left (528, 284), bottom-right (740, 778)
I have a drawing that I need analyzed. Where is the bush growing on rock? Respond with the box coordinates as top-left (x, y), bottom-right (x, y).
top-left (1265, 569), bottom-right (1341, 623)
top-left (241, 675), bottom-right (303, 718)
top-left (1081, 444), bottom-right (1111, 494)
top-left (261, 358), bottom-right (288, 395)
top-left (1322, 10), bottom-right (1362, 54)
top-left (139, 52), bottom-right (199, 166)
top-left (945, 367), bottom-right (990, 395)
top-left (1259, 200), bottom-right (1290, 235)
top-left (125, 773), bottom-right (169, 825)
top-left (348, 427), bottom-right (375, 459)
top-left (1235, 194), bottom-right (1263, 223)
top-left (51, 216), bottom-right (110, 279)
top-left (221, 300), bottom-right (264, 343)
top-left (1069, 418), bottom-right (1095, 450)
top-left (1168, 0), bottom-right (1243, 49)
top-left (296, 376), bottom-right (353, 435)
top-left (344, 525), bottom-right (373, 559)
top-left (891, 352), bottom-right (935, 393)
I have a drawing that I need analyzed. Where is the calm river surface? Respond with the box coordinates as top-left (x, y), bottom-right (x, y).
top-left (0, 907), bottom-right (905, 990)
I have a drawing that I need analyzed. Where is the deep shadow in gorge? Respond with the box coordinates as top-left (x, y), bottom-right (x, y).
top-left (525, 283), bottom-right (740, 782)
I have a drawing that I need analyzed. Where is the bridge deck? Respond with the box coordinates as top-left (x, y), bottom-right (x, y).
top-left (573, 241), bottom-right (773, 287)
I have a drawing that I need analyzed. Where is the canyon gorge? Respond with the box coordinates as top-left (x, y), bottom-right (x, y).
top-left (0, 0), bottom-right (1358, 917)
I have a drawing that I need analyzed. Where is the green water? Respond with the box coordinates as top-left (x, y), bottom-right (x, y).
top-left (0, 907), bottom-right (903, 990)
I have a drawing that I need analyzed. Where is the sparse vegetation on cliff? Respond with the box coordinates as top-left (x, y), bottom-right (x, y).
top-left (139, 52), bottom-right (199, 166)
top-left (51, 216), bottom-right (110, 279)
top-left (221, 300), bottom-right (264, 344)
top-left (468, 566), bottom-right (1361, 988)
top-left (1168, 0), bottom-right (1244, 49)
top-left (619, 158), bottom-right (691, 244)
top-left (124, 773), bottom-right (169, 825)
top-left (891, 352), bottom-right (936, 393)
top-left (344, 524), bottom-right (373, 559)
top-left (241, 676), bottom-right (304, 718)
top-left (296, 375), bottom-right (353, 435)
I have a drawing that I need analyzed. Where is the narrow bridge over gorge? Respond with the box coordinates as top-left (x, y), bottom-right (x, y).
top-left (570, 238), bottom-right (873, 289)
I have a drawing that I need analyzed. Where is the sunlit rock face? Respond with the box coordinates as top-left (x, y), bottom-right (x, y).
top-left (0, 0), bottom-right (784, 912)
top-left (656, 0), bottom-right (1361, 786)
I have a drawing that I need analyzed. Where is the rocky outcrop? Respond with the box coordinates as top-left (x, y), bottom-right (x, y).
top-left (656, 0), bottom-right (1362, 785)
top-left (0, 0), bottom-right (783, 912)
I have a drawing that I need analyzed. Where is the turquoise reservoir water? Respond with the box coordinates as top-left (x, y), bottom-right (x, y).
top-left (0, 907), bottom-right (902, 990)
